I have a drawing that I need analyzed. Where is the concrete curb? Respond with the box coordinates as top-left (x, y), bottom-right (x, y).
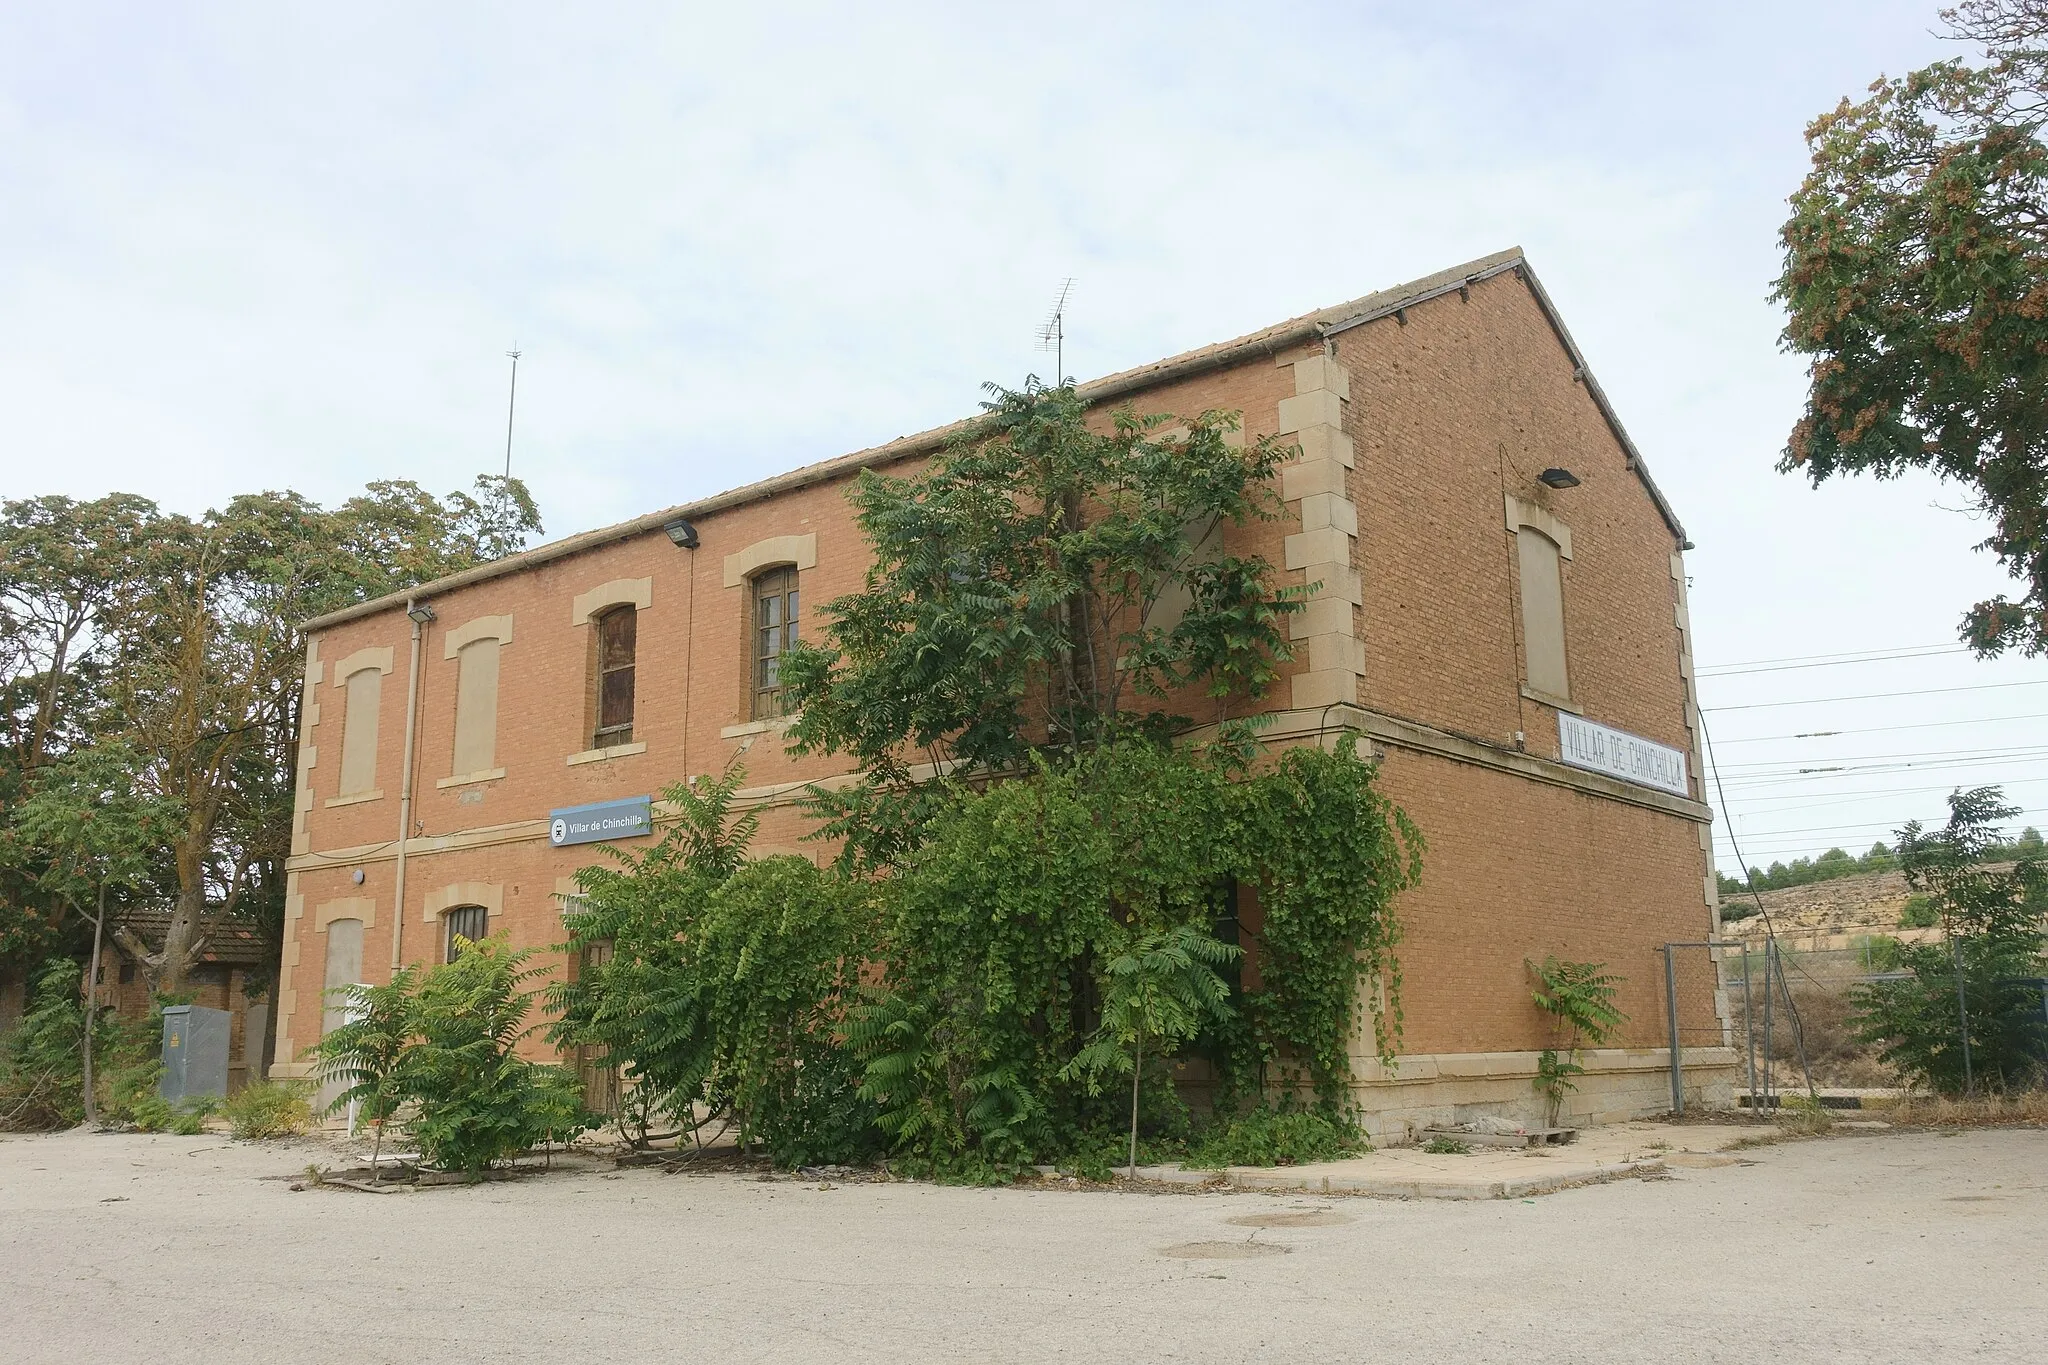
top-left (1217, 1157), bottom-right (1666, 1200)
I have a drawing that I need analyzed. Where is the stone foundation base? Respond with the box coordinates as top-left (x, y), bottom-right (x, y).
top-left (1346, 1047), bottom-right (1737, 1146)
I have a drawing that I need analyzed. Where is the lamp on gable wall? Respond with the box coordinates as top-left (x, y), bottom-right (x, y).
top-left (1538, 468), bottom-right (1580, 489)
top-left (406, 602), bottom-right (437, 625)
top-left (663, 517), bottom-right (700, 549)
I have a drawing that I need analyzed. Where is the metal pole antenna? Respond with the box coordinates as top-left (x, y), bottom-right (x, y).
top-left (503, 345), bottom-right (522, 478)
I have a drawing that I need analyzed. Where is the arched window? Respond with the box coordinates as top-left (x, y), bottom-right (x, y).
top-left (594, 604), bottom-right (637, 747)
top-left (443, 904), bottom-right (488, 963)
top-left (752, 566), bottom-right (799, 719)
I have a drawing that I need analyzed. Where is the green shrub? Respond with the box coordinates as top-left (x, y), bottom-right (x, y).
top-left (129, 1094), bottom-right (174, 1132)
top-left (0, 960), bottom-right (89, 1130)
top-left (223, 1080), bottom-right (314, 1139)
top-left (1421, 1136), bottom-right (1470, 1154)
top-left (399, 935), bottom-right (595, 1175)
top-left (1188, 1107), bottom-right (1361, 1168)
top-left (1899, 895), bottom-right (1939, 929)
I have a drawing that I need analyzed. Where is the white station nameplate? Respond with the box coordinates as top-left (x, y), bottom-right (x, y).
top-left (1557, 713), bottom-right (1690, 797)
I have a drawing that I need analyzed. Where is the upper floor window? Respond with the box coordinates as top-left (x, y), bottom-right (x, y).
top-left (594, 605), bottom-right (637, 747)
top-left (443, 904), bottom-right (488, 963)
top-left (752, 566), bottom-right (799, 719)
top-left (1516, 526), bottom-right (1570, 702)
top-left (337, 667), bottom-right (383, 797)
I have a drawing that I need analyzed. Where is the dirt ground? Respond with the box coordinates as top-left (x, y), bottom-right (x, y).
top-left (1, 1126), bottom-right (2043, 1364)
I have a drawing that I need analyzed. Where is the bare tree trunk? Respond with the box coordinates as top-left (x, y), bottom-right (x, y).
top-left (82, 884), bottom-right (104, 1125)
top-left (1128, 1038), bottom-right (1142, 1180)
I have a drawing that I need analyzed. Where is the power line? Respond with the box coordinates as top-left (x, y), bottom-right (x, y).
top-left (1713, 753), bottom-right (2048, 790)
top-left (1695, 645), bottom-right (1969, 678)
top-left (1708, 742), bottom-right (2048, 772)
top-left (1703, 678), bottom-right (2048, 712)
top-left (1695, 641), bottom-right (1958, 671)
top-left (1706, 710), bottom-right (2048, 745)
top-left (1716, 773), bottom-right (2048, 811)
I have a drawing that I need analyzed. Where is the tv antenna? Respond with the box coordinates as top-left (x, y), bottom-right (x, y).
top-left (502, 344), bottom-right (522, 478)
top-left (1036, 278), bottom-right (1073, 387)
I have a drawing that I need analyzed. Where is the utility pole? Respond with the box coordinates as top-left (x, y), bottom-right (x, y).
top-left (503, 345), bottom-right (522, 478)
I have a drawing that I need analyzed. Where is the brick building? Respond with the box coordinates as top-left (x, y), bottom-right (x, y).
top-left (270, 249), bottom-right (1734, 1138)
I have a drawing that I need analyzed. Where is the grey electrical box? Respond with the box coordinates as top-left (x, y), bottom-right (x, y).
top-left (160, 1004), bottom-right (231, 1103)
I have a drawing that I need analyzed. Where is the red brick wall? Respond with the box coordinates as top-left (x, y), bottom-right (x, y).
top-left (279, 270), bottom-right (1717, 1075)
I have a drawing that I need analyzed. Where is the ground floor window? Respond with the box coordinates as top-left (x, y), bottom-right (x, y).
top-left (443, 904), bottom-right (488, 962)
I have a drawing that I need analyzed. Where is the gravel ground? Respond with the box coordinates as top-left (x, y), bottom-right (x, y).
top-left (1, 1126), bottom-right (2042, 1364)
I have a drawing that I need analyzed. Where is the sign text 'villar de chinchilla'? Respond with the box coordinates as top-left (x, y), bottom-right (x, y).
top-left (1556, 713), bottom-right (1690, 797)
top-left (548, 796), bottom-right (653, 848)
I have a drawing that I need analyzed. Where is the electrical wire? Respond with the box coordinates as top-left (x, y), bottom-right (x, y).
top-left (1693, 641), bottom-right (1959, 671)
top-left (1706, 710), bottom-right (2048, 745)
top-left (1695, 645), bottom-right (1969, 678)
top-left (1703, 678), bottom-right (2048, 712)
top-left (1698, 707), bottom-right (1820, 1101)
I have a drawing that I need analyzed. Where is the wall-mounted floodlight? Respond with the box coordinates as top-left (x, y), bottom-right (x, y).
top-left (1538, 467), bottom-right (1581, 489)
top-left (406, 602), bottom-right (437, 625)
top-left (663, 517), bottom-right (700, 549)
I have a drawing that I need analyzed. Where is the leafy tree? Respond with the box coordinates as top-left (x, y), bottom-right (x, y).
top-left (1776, 1), bottom-right (2048, 655)
top-left (390, 935), bottom-right (589, 1176)
top-left (309, 967), bottom-right (419, 1176)
top-left (550, 769), bottom-right (879, 1165)
top-left (4, 746), bottom-right (181, 1120)
top-left (782, 382), bottom-right (1306, 868)
top-left (1062, 922), bottom-right (1239, 1177)
top-left (91, 478), bottom-right (540, 994)
top-left (1852, 785), bottom-right (2048, 1092)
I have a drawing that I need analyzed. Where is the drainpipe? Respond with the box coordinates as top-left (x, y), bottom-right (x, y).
top-left (391, 598), bottom-right (427, 973)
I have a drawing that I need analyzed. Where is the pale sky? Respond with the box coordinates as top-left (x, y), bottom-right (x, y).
top-left (3, 2), bottom-right (2042, 874)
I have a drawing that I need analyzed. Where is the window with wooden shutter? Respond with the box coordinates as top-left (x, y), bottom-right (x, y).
top-left (594, 605), bottom-right (637, 746)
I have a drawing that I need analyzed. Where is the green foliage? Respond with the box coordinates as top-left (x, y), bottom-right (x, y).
top-left (1421, 1135), bottom-right (1470, 1155)
top-left (0, 476), bottom-right (542, 995)
top-left (1185, 1106), bottom-right (1363, 1168)
top-left (1529, 956), bottom-right (1627, 1126)
top-left (1238, 738), bottom-right (1422, 1103)
top-left (222, 1079), bottom-right (314, 1140)
top-left (1900, 895), bottom-right (1941, 929)
top-left (845, 737), bottom-right (1417, 1171)
top-left (310, 966), bottom-right (417, 1158)
top-left (1719, 840), bottom-right (1899, 897)
top-left (1851, 786), bottom-right (2048, 1093)
top-left (311, 937), bottom-right (593, 1175)
top-left (131, 1093), bottom-right (216, 1135)
top-left (549, 769), bottom-right (879, 1166)
top-left (781, 381), bottom-right (1305, 869)
top-left (1063, 922), bottom-right (1239, 1174)
top-left (537, 384), bottom-right (1421, 1177)
top-left (400, 935), bottom-right (592, 1175)
top-left (1, 959), bottom-right (89, 1129)
top-left (1775, 4), bottom-right (2048, 655)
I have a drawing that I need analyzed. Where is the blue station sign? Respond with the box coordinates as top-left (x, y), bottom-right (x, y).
top-left (549, 796), bottom-right (653, 848)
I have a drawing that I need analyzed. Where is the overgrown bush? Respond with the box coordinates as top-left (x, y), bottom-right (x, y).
top-left (223, 1079), bottom-right (313, 1139)
top-left (0, 958), bottom-right (151, 1131)
top-left (0, 959), bottom-right (91, 1130)
top-left (1900, 896), bottom-right (1939, 929)
top-left (312, 935), bottom-right (596, 1176)
top-left (400, 936), bottom-right (594, 1175)
top-left (1851, 788), bottom-right (2048, 1094)
top-left (549, 770), bottom-right (881, 1166)
top-left (1187, 1107), bottom-right (1362, 1168)
top-left (131, 1093), bottom-right (216, 1135)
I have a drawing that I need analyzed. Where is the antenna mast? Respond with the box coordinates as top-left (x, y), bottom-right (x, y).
top-left (503, 344), bottom-right (522, 478)
top-left (1036, 279), bottom-right (1073, 387)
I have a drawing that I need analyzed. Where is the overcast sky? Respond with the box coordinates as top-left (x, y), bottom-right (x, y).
top-left (3, 2), bottom-right (2042, 873)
